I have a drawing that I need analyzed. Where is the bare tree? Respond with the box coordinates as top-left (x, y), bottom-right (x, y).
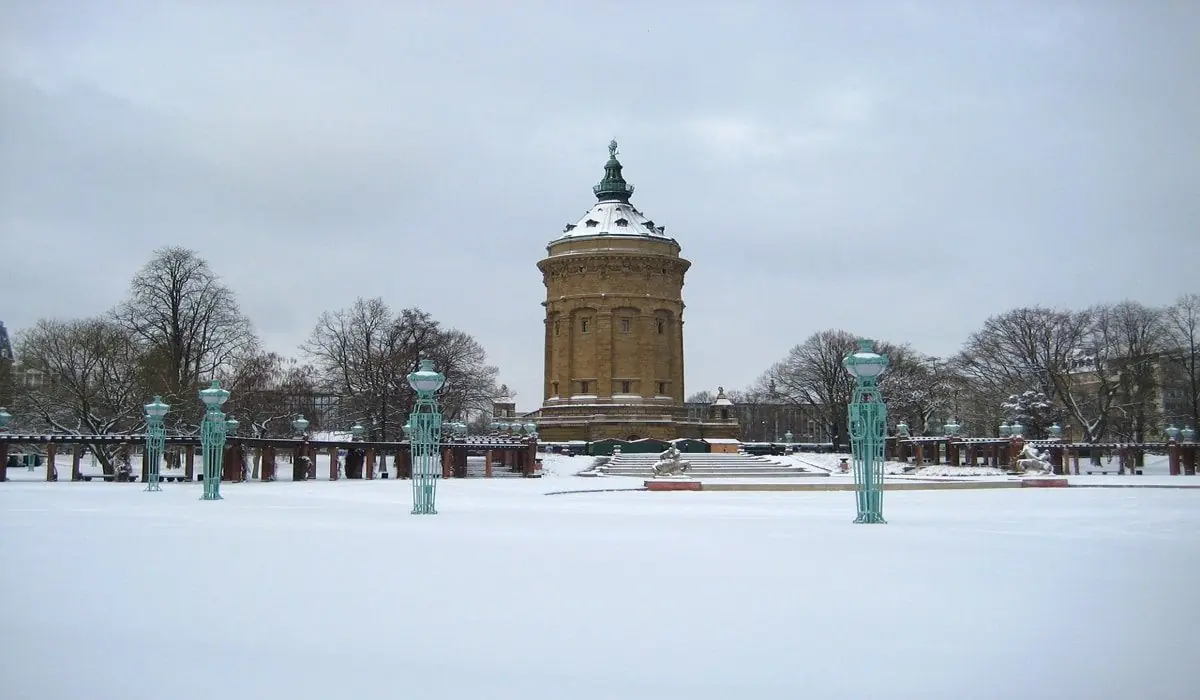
top-left (223, 351), bottom-right (318, 438)
top-left (883, 354), bottom-right (965, 435)
top-left (955, 306), bottom-right (1121, 441)
top-left (113, 247), bottom-right (256, 419)
top-left (13, 318), bottom-right (145, 474)
top-left (1165, 293), bottom-right (1200, 429)
top-left (1102, 301), bottom-right (1166, 441)
top-left (304, 298), bottom-right (499, 440)
top-left (756, 330), bottom-right (911, 448)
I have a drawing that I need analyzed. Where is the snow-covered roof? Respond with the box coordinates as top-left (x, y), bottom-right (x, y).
top-left (557, 201), bottom-right (669, 240)
top-left (710, 387), bottom-right (734, 406)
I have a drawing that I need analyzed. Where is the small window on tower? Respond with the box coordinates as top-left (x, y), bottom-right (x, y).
top-left (581, 318), bottom-right (590, 333)
top-left (554, 320), bottom-right (560, 336)
top-left (621, 381), bottom-right (631, 393)
top-left (581, 381), bottom-right (590, 394)
top-left (615, 218), bottom-right (629, 227)
top-left (552, 381), bottom-right (559, 395)
top-left (585, 219), bottom-right (599, 228)
top-left (657, 382), bottom-right (667, 395)
top-left (620, 318), bottom-right (631, 334)
top-left (657, 320), bottom-right (665, 334)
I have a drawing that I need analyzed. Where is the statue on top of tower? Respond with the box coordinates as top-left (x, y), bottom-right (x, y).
top-left (609, 139), bottom-right (619, 158)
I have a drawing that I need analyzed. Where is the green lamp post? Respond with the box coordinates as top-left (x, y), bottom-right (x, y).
top-left (842, 339), bottom-right (889, 524)
top-left (351, 423), bottom-right (364, 439)
top-left (1165, 424), bottom-right (1180, 441)
top-left (407, 359), bottom-right (446, 515)
top-left (1010, 421), bottom-right (1025, 438)
top-left (0, 406), bottom-right (11, 432)
top-left (1048, 423), bottom-right (1063, 439)
top-left (198, 380), bottom-right (230, 500)
top-left (896, 421), bottom-right (910, 438)
top-left (944, 417), bottom-right (961, 437)
top-left (999, 422), bottom-right (1012, 438)
top-left (1182, 426), bottom-right (1195, 442)
top-left (143, 396), bottom-right (170, 492)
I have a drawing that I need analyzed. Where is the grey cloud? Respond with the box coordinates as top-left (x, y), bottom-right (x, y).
top-left (2, 0), bottom-right (1197, 405)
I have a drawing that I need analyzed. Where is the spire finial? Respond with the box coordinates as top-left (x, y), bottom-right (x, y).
top-left (593, 139), bottom-right (634, 202)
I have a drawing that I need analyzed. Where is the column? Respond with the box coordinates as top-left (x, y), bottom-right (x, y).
top-left (0, 441), bottom-right (7, 482)
top-left (596, 309), bottom-right (613, 398)
top-left (639, 312), bottom-right (655, 399)
top-left (675, 314), bottom-right (686, 402)
top-left (185, 448), bottom-right (195, 481)
top-left (398, 448), bottom-right (412, 479)
top-left (365, 447), bottom-right (376, 480)
top-left (72, 443), bottom-right (83, 481)
top-left (1168, 441), bottom-right (1180, 475)
top-left (329, 446), bottom-right (339, 481)
top-left (485, 449), bottom-right (493, 478)
top-left (141, 447), bottom-right (150, 482)
top-left (46, 443), bottom-right (57, 481)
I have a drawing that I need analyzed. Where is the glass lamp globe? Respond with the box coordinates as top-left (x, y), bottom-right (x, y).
top-left (1010, 421), bottom-right (1024, 437)
top-left (999, 422), bottom-right (1012, 438)
top-left (1048, 423), bottom-right (1063, 439)
top-left (351, 423), bottom-right (364, 438)
top-left (199, 380), bottom-right (230, 408)
top-left (896, 421), bottom-right (909, 437)
top-left (784, 430), bottom-right (794, 442)
top-left (292, 415), bottom-right (310, 434)
top-left (403, 421), bottom-right (413, 438)
top-left (842, 339), bottom-right (888, 379)
top-left (524, 421), bottom-right (537, 434)
top-left (1181, 426), bottom-right (1196, 442)
top-left (1166, 424), bottom-right (1181, 440)
top-left (0, 407), bottom-right (11, 429)
top-left (144, 396), bottom-right (170, 420)
top-left (407, 359), bottom-right (446, 393)
top-left (225, 416), bottom-right (239, 434)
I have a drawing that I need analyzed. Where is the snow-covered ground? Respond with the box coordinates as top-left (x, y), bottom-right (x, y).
top-left (2, 476), bottom-right (1198, 699)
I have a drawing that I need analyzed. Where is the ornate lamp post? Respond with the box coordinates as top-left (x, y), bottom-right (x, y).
top-left (292, 415), bottom-right (309, 437)
top-left (351, 423), bottom-right (364, 440)
top-left (524, 421), bottom-right (537, 438)
top-left (143, 396), bottom-right (170, 492)
top-left (999, 422), bottom-right (1012, 438)
top-left (1010, 421), bottom-right (1025, 438)
top-left (943, 417), bottom-right (961, 437)
top-left (1165, 424), bottom-right (1180, 441)
top-left (198, 380), bottom-right (230, 501)
top-left (1048, 423), bottom-right (1063, 439)
top-left (1181, 426), bottom-right (1195, 442)
top-left (407, 359), bottom-right (446, 515)
top-left (842, 339), bottom-right (889, 524)
top-left (895, 421), bottom-right (910, 438)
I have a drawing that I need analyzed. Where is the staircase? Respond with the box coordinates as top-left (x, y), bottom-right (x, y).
top-left (594, 453), bottom-right (826, 478)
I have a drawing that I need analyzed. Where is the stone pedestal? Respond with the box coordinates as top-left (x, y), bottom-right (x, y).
top-left (1020, 476), bottom-right (1069, 488)
top-left (645, 479), bottom-right (701, 491)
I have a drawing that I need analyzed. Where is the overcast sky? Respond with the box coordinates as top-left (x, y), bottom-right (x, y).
top-left (2, 0), bottom-right (1197, 408)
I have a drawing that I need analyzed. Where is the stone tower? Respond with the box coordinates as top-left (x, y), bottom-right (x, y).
top-left (536, 141), bottom-right (737, 442)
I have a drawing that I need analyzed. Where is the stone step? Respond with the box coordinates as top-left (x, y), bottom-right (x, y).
top-left (603, 469), bottom-right (826, 478)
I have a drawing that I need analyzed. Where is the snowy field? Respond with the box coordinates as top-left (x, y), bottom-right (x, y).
top-left (3, 468), bottom-right (1199, 700)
